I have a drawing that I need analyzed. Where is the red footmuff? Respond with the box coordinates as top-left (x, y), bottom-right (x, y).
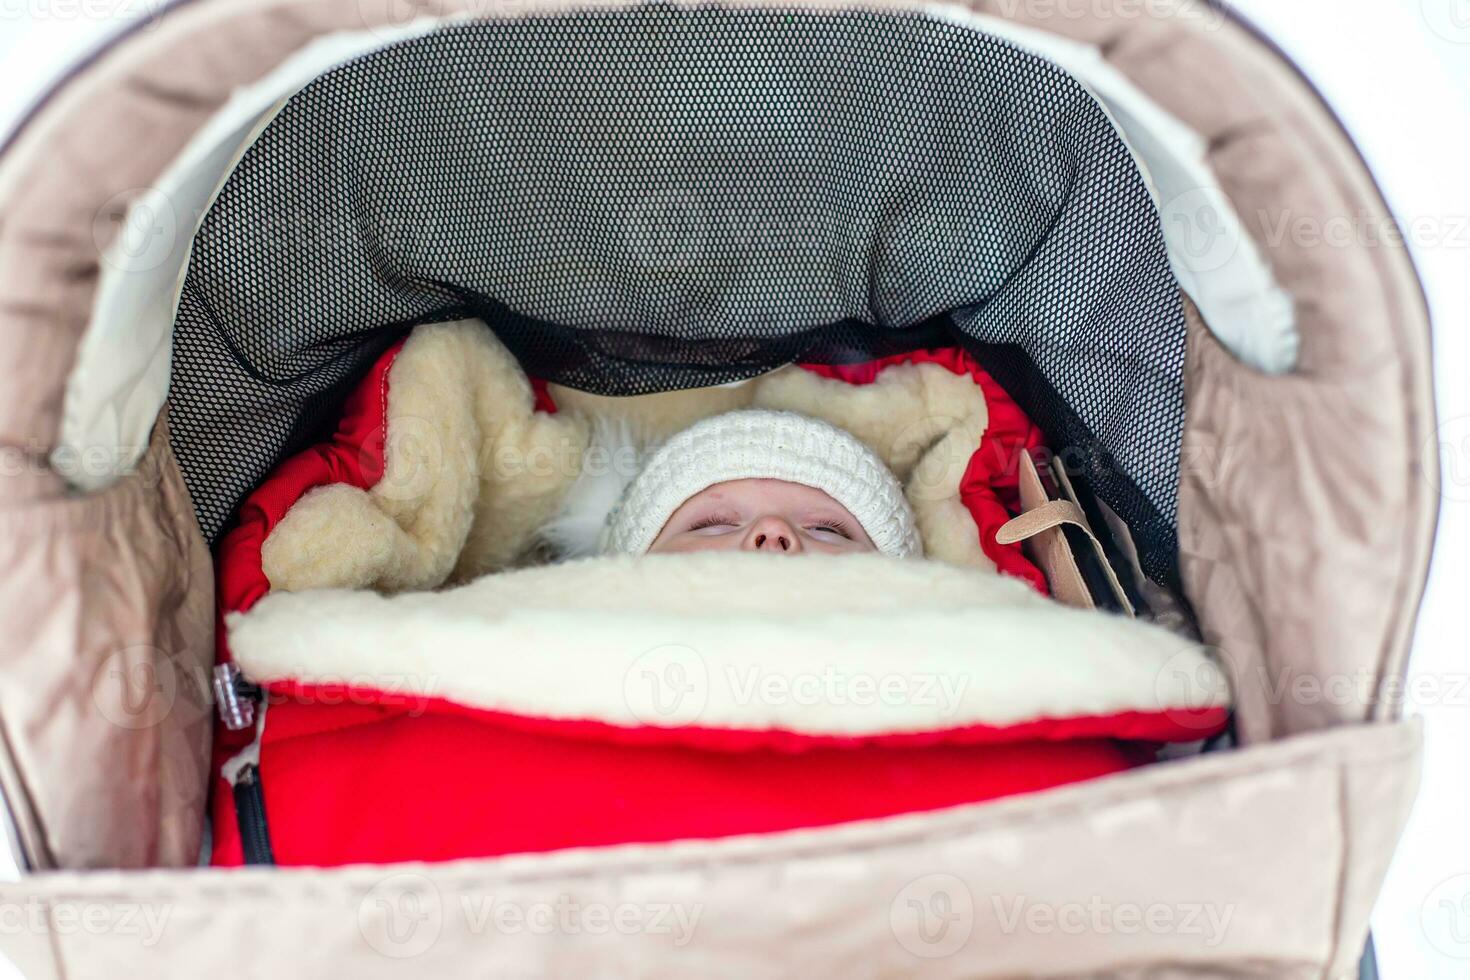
top-left (210, 331), bottom-right (1230, 868)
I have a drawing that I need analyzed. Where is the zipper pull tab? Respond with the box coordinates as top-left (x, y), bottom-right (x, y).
top-left (212, 662), bottom-right (260, 731)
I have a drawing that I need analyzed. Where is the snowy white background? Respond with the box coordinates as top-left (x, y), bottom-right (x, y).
top-left (0, 0), bottom-right (1466, 976)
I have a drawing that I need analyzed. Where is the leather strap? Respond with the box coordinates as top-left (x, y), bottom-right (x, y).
top-left (995, 500), bottom-right (1092, 546)
top-left (997, 497), bottom-right (1135, 617)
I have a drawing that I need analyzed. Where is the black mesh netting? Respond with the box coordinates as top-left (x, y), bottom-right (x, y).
top-left (169, 4), bottom-right (1187, 585)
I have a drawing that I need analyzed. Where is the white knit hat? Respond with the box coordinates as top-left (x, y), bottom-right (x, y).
top-left (600, 410), bottom-right (922, 558)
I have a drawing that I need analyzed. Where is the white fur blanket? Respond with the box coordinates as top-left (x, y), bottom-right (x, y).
top-left (229, 553), bottom-right (1230, 736)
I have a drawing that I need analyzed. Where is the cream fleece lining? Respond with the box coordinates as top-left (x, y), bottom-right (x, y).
top-left (231, 552), bottom-right (1229, 735)
top-left (261, 318), bottom-right (998, 592)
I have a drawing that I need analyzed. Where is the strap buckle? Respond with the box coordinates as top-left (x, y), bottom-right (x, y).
top-left (212, 663), bottom-right (260, 731)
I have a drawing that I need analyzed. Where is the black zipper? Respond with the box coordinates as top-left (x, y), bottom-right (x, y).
top-left (233, 764), bottom-right (276, 866)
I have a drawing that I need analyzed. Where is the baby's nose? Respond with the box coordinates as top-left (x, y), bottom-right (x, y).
top-left (743, 515), bottom-right (803, 555)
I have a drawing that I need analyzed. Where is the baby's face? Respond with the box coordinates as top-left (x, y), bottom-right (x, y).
top-left (648, 478), bottom-right (876, 556)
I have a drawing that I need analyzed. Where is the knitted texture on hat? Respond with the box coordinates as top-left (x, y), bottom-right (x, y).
top-left (603, 410), bottom-right (922, 558)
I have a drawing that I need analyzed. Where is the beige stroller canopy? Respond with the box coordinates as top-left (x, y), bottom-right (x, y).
top-left (0, 1), bottom-right (1436, 977)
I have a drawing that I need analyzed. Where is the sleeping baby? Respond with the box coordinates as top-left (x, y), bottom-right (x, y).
top-left (254, 321), bottom-right (1008, 595)
top-left (562, 409), bottom-right (924, 561)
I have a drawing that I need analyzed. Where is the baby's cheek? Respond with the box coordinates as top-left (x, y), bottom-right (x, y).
top-left (651, 534), bottom-right (738, 555)
top-left (807, 537), bottom-right (869, 555)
